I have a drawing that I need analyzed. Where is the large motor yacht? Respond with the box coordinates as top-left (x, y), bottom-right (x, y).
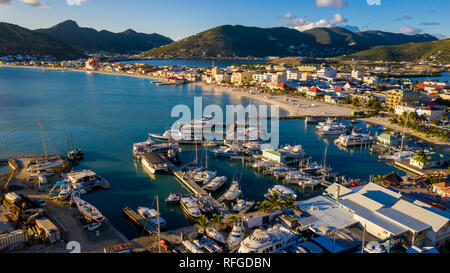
top-left (238, 225), bottom-right (300, 253)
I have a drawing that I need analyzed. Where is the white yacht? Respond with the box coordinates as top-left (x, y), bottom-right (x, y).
top-left (316, 118), bottom-right (348, 135)
top-left (265, 185), bottom-right (297, 200)
top-left (180, 196), bottom-right (202, 219)
top-left (211, 146), bottom-right (240, 157)
top-left (238, 225), bottom-right (300, 253)
top-left (192, 170), bottom-right (217, 185)
top-left (206, 227), bottom-right (226, 245)
top-left (252, 160), bottom-right (276, 169)
top-left (66, 170), bottom-right (109, 191)
top-left (204, 176), bottom-right (227, 192)
top-left (141, 152), bottom-right (168, 174)
top-left (227, 219), bottom-right (246, 249)
top-left (232, 199), bottom-right (248, 212)
top-left (132, 136), bottom-right (178, 158)
top-left (224, 180), bottom-right (242, 201)
top-left (137, 206), bottom-right (168, 230)
top-left (334, 133), bottom-right (373, 147)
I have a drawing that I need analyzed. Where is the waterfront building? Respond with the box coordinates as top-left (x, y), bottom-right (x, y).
top-left (306, 86), bottom-right (324, 99)
top-left (231, 71), bottom-right (254, 85)
top-left (409, 152), bottom-right (448, 169)
top-left (385, 89), bottom-right (421, 110)
top-left (377, 133), bottom-right (398, 146)
top-left (416, 107), bottom-right (445, 120)
top-left (394, 105), bottom-right (418, 116)
top-left (271, 72), bottom-right (287, 85)
top-left (214, 73), bottom-right (231, 83)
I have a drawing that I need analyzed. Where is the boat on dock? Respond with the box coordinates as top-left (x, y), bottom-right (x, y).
top-left (66, 169), bottom-right (110, 191)
top-left (334, 132), bottom-right (374, 147)
top-left (165, 193), bottom-right (184, 204)
top-left (180, 196), bottom-right (202, 219)
top-left (223, 180), bottom-right (242, 201)
top-left (122, 206), bottom-right (158, 236)
top-left (141, 152), bottom-right (168, 174)
top-left (72, 193), bottom-right (105, 222)
top-left (137, 206), bottom-right (168, 230)
top-left (265, 185), bottom-right (297, 200)
top-left (228, 219), bottom-right (246, 249)
top-left (204, 176), bottom-right (227, 192)
top-left (206, 226), bottom-right (226, 245)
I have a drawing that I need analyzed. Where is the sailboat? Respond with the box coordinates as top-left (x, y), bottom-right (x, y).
top-left (71, 192), bottom-right (105, 222)
top-left (67, 133), bottom-right (84, 162)
top-left (192, 147), bottom-right (216, 185)
top-left (27, 123), bottom-right (66, 173)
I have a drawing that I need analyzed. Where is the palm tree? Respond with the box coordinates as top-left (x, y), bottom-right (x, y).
top-left (195, 215), bottom-right (209, 234)
top-left (413, 150), bottom-right (430, 168)
top-left (266, 192), bottom-right (282, 210)
top-left (281, 196), bottom-right (295, 209)
top-left (255, 200), bottom-right (272, 213)
top-left (211, 213), bottom-right (223, 230)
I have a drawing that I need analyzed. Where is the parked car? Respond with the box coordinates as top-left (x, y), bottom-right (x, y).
top-left (160, 238), bottom-right (173, 250)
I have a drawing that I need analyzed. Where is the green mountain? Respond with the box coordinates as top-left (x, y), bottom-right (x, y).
top-left (340, 38), bottom-right (450, 63)
top-left (0, 22), bottom-right (84, 60)
top-left (141, 25), bottom-right (437, 59)
top-left (35, 20), bottom-right (173, 54)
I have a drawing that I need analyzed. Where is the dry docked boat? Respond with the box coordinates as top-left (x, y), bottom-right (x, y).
top-left (204, 176), bottom-right (227, 192)
top-left (72, 193), bottom-right (105, 222)
top-left (227, 219), bottom-right (246, 249)
top-left (205, 227), bottom-right (226, 245)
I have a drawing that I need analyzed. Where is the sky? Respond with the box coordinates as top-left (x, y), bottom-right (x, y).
top-left (0, 0), bottom-right (448, 40)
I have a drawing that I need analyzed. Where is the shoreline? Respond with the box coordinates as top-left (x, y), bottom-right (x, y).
top-left (2, 64), bottom-right (447, 149)
top-left (1, 64), bottom-right (356, 118)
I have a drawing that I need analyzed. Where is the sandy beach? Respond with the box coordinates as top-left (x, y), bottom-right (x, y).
top-left (1, 65), bottom-right (354, 118)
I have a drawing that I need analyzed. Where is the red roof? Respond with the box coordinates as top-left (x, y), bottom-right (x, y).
top-left (334, 86), bottom-right (344, 91)
top-left (309, 86), bottom-right (321, 93)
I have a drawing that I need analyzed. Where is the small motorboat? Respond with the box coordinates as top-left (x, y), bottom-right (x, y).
top-left (205, 226), bottom-right (226, 245)
top-left (165, 193), bottom-right (183, 204)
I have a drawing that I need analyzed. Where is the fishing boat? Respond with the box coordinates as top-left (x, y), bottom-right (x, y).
top-left (180, 196), bottom-right (202, 219)
top-left (72, 193), bottom-right (105, 222)
top-left (137, 206), bottom-right (168, 230)
top-left (223, 180), bottom-right (242, 201)
top-left (265, 185), bottom-right (297, 200)
top-left (205, 227), bottom-right (226, 245)
top-left (141, 152), bottom-right (168, 174)
top-left (165, 193), bottom-right (184, 204)
top-left (227, 219), bottom-right (246, 249)
top-left (204, 176), bottom-right (227, 192)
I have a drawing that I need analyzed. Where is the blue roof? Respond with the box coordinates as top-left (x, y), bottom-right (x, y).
top-left (312, 236), bottom-right (345, 253)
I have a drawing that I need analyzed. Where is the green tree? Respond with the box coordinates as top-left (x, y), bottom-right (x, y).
top-left (281, 197), bottom-right (295, 209)
top-left (255, 200), bottom-right (272, 213)
top-left (266, 192), bottom-right (282, 210)
top-left (195, 215), bottom-right (209, 234)
top-left (413, 150), bottom-right (430, 167)
top-left (211, 213), bottom-right (224, 230)
top-left (352, 97), bottom-right (360, 108)
top-left (229, 213), bottom-right (239, 225)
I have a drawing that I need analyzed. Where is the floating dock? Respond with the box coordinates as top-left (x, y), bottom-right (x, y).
top-left (122, 207), bottom-right (157, 237)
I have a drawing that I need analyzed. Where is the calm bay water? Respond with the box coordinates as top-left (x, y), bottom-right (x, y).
top-left (0, 66), bottom-right (416, 239)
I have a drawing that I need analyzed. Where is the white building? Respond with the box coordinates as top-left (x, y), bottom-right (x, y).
top-left (351, 69), bottom-right (364, 80)
top-left (317, 67), bottom-right (337, 79)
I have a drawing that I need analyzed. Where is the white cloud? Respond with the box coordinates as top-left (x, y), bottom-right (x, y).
top-left (394, 26), bottom-right (423, 35)
top-left (67, 0), bottom-right (86, 5)
top-left (281, 13), bottom-right (293, 19)
top-left (285, 13), bottom-right (348, 32)
top-left (316, 0), bottom-right (348, 8)
top-left (0, 0), bottom-right (12, 6)
top-left (21, 0), bottom-right (48, 8)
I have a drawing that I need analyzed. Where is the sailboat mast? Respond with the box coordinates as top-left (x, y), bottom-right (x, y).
top-left (70, 133), bottom-right (74, 150)
top-left (39, 123), bottom-right (47, 160)
top-left (156, 195), bottom-right (161, 253)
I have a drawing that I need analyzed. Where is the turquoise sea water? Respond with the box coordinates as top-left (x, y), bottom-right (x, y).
top-left (0, 66), bottom-right (442, 239)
